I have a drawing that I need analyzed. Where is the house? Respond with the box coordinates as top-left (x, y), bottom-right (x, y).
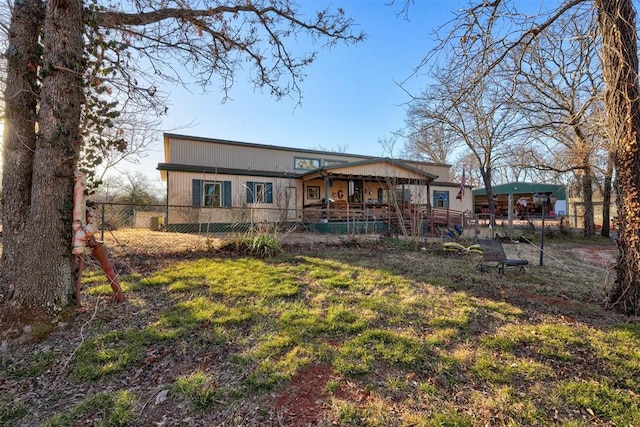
top-left (157, 133), bottom-right (472, 233)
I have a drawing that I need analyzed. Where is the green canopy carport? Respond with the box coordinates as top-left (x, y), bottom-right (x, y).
top-left (472, 182), bottom-right (566, 217)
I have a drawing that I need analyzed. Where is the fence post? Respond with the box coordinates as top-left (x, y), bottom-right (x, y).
top-left (101, 203), bottom-right (106, 241)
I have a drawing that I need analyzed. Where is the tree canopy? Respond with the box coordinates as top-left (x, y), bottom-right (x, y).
top-left (0, 0), bottom-right (363, 317)
top-left (402, 0), bottom-right (640, 314)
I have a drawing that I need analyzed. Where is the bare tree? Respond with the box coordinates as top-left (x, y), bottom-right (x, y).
top-left (402, 119), bottom-right (462, 164)
top-left (591, 119), bottom-right (616, 237)
top-left (498, 144), bottom-right (560, 184)
top-left (93, 172), bottom-right (163, 205)
top-left (378, 132), bottom-right (403, 158)
top-left (87, 111), bottom-right (164, 187)
top-left (0, 0), bottom-right (363, 317)
top-left (511, 13), bottom-right (605, 236)
top-left (412, 0), bottom-right (640, 314)
top-left (406, 62), bottom-right (527, 221)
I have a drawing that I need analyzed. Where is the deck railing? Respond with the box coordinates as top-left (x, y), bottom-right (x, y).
top-left (88, 202), bottom-right (472, 237)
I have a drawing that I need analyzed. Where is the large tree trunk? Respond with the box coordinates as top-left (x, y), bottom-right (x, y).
top-left (1, 0), bottom-right (84, 316)
top-left (597, 0), bottom-right (640, 315)
top-left (480, 167), bottom-right (496, 226)
top-left (581, 168), bottom-right (596, 237)
top-left (601, 152), bottom-right (615, 238)
top-left (0, 0), bottom-right (43, 305)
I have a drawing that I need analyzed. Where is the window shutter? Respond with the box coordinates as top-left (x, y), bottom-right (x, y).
top-left (192, 179), bottom-right (202, 207)
top-left (265, 183), bottom-right (273, 203)
top-left (246, 181), bottom-right (254, 204)
top-left (223, 181), bottom-right (232, 207)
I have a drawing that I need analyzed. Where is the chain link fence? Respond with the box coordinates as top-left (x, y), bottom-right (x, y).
top-left (91, 202), bottom-right (388, 238)
top-left (89, 202), bottom-right (168, 239)
top-left (89, 202), bottom-right (484, 241)
top-left (0, 201), bottom-right (576, 251)
top-left (2, 201), bottom-right (566, 241)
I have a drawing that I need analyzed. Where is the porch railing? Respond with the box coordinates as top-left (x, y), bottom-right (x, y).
top-left (89, 202), bottom-right (471, 237)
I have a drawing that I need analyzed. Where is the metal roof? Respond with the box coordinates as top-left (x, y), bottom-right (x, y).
top-left (472, 182), bottom-right (566, 200)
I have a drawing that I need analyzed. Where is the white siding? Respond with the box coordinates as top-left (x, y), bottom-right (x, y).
top-left (430, 184), bottom-right (472, 210)
top-left (166, 170), bottom-right (303, 224)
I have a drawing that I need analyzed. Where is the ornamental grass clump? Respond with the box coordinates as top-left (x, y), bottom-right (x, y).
top-left (249, 234), bottom-right (282, 258)
top-left (219, 233), bottom-right (282, 258)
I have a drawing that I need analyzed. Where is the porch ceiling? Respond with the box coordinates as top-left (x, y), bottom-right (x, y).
top-left (302, 172), bottom-right (429, 184)
top-left (301, 158), bottom-right (436, 184)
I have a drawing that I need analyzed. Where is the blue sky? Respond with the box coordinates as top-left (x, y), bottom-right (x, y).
top-left (137, 1), bottom-right (468, 178)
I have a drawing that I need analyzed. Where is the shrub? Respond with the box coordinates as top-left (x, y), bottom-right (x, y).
top-left (219, 233), bottom-right (282, 258)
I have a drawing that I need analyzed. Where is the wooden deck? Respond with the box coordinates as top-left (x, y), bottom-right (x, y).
top-left (302, 202), bottom-right (468, 235)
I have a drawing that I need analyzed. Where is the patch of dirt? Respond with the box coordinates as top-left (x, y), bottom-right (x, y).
top-left (511, 288), bottom-right (583, 310)
top-left (272, 363), bottom-right (334, 426)
top-left (569, 246), bottom-right (617, 267)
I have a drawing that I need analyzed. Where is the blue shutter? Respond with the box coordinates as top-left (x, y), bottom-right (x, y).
top-left (246, 181), bottom-right (254, 204)
top-left (265, 183), bottom-right (273, 203)
top-left (223, 181), bottom-right (232, 207)
top-left (192, 179), bottom-right (202, 207)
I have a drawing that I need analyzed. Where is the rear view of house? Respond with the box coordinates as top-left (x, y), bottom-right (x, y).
top-left (157, 133), bottom-right (470, 234)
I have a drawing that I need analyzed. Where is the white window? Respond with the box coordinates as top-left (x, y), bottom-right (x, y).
top-left (323, 159), bottom-right (347, 166)
top-left (203, 182), bottom-right (221, 207)
top-left (254, 183), bottom-right (265, 203)
top-left (294, 157), bottom-right (321, 170)
top-left (246, 181), bottom-right (273, 204)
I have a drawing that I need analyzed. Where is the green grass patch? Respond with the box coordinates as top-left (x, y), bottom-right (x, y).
top-left (558, 379), bottom-right (640, 425)
top-left (174, 370), bottom-right (218, 409)
top-left (244, 345), bottom-right (313, 391)
top-left (588, 323), bottom-right (640, 392)
top-left (82, 270), bottom-right (137, 295)
top-left (278, 303), bottom-right (327, 337)
top-left (423, 410), bottom-right (473, 427)
top-left (73, 326), bottom-right (176, 381)
top-left (43, 390), bottom-right (135, 427)
top-left (148, 258), bottom-right (300, 298)
top-left (325, 303), bottom-right (372, 334)
top-left (481, 323), bottom-right (588, 361)
top-left (0, 400), bottom-right (27, 426)
top-left (167, 279), bottom-right (202, 292)
top-left (333, 400), bottom-right (366, 425)
top-left (162, 296), bottom-right (252, 328)
top-left (335, 329), bottom-right (426, 376)
top-left (469, 385), bottom-right (545, 425)
top-left (1, 350), bottom-right (55, 380)
top-left (473, 350), bottom-right (554, 384)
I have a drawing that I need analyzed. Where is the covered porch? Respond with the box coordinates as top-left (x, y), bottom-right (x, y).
top-left (298, 158), bottom-right (465, 234)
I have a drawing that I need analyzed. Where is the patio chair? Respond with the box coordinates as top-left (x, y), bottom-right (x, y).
top-left (476, 238), bottom-right (528, 274)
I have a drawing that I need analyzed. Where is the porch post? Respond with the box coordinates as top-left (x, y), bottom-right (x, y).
top-left (324, 175), bottom-right (330, 221)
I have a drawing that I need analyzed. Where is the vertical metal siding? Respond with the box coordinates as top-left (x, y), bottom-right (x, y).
top-left (167, 136), bottom-right (374, 172)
